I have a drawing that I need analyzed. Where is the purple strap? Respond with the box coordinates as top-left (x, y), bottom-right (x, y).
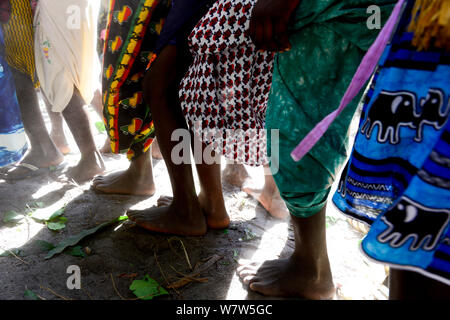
top-left (290, 0), bottom-right (405, 162)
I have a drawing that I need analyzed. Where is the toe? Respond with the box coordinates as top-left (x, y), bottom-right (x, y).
top-left (238, 268), bottom-right (258, 279)
top-left (243, 275), bottom-right (258, 284)
top-left (126, 210), bottom-right (141, 219)
top-left (92, 175), bottom-right (105, 182)
top-left (91, 177), bottom-right (104, 186)
top-left (248, 281), bottom-right (267, 294)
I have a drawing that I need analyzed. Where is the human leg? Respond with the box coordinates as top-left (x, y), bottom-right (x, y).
top-left (62, 88), bottom-right (105, 182)
top-left (238, 207), bottom-right (335, 299)
top-left (40, 91), bottom-right (71, 155)
top-left (3, 69), bottom-right (64, 179)
top-left (389, 268), bottom-right (450, 299)
top-left (192, 137), bottom-right (230, 229)
top-left (127, 45), bottom-right (206, 235)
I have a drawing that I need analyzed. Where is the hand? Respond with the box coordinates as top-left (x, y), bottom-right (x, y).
top-left (248, 0), bottom-right (301, 52)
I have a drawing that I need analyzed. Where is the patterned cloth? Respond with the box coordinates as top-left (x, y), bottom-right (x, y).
top-left (102, 0), bottom-right (171, 159)
top-left (0, 28), bottom-right (28, 167)
top-left (34, 0), bottom-right (100, 112)
top-left (1, 0), bottom-right (36, 84)
top-left (333, 0), bottom-right (450, 285)
top-left (265, 0), bottom-right (396, 218)
top-left (179, 0), bottom-right (274, 166)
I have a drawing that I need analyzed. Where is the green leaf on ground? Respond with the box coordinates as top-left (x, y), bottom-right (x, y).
top-left (48, 209), bottom-right (66, 221)
top-left (129, 275), bottom-right (168, 300)
top-left (24, 289), bottom-right (41, 300)
top-left (31, 207), bottom-right (67, 231)
top-left (95, 121), bottom-right (106, 133)
top-left (66, 246), bottom-right (86, 258)
top-left (46, 221), bottom-right (66, 231)
top-left (36, 240), bottom-right (56, 251)
top-left (3, 211), bottom-right (25, 224)
top-left (45, 215), bottom-right (128, 260)
top-left (31, 207), bottom-right (65, 222)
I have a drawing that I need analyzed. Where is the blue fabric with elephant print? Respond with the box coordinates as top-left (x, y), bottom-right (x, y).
top-left (332, 0), bottom-right (450, 284)
top-left (0, 27), bottom-right (28, 167)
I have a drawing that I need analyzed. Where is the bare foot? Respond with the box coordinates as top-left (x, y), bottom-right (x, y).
top-left (92, 167), bottom-right (155, 196)
top-left (66, 152), bottom-right (105, 183)
top-left (156, 195), bottom-right (173, 207)
top-left (242, 184), bottom-right (289, 219)
top-left (2, 148), bottom-right (65, 180)
top-left (222, 163), bottom-right (249, 188)
top-left (237, 257), bottom-right (335, 300)
top-left (151, 140), bottom-right (163, 160)
top-left (156, 194), bottom-right (230, 230)
top-left (92, 152), bottom-right (154, 195)
top-left (127, 201), bottom-right (207, 236)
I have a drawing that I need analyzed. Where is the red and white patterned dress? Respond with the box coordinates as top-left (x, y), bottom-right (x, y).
top-left (179, 0), bottom-right (274, 166)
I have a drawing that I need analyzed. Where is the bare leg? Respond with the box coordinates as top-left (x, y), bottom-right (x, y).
top-left (90, 88), bottom-right (111, 153)
top-left (62, 88), bottom-right (105, 183)
top-left (389, 268), bottom-right (450, 299)
top-left (222, 162), bottom-right (289, 219)
top-left (127, 45), bottom-right (206, 236)
top-left (222, 162), bottom-right (250, 187)
top-left (242, 165), bottom-right (289, 219)
top-left (3, 70), bottom-right (64, 179)
top-left (192, 138), bottom-right (230, 229)
top-left (158, 141), bottom-right (231, 229)
top-left (92, 151), bottom-right (155, 196)
top-left (151, 138), bottom-right (163, 160)
top-left (237, 207), bottom-right (335, 299)
top-left (40, 91), bottom-right (71, 155)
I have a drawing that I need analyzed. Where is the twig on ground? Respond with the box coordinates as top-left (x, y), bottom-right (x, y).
top-left (110, 273), bottom-right (126, 300)
top-left (0, 246), bottom-right (29, 265)
top-left (170, 265), bottom-right (209, 282)
top-left (193, 254), bottom-right (222, 274)
top-left (168, 237), bottom-right (192, 271)
top-left (154, 249), bottom-right (180, 296)
top-left (166, 265), bottom-right (208, 289)
top-left (165, 255), bottom-right (222, 289)
top-left (40, 286), bottom-right (73, 300)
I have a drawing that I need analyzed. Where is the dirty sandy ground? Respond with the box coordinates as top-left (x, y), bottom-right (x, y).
top-left (0, 103), bottom-right (389, 301)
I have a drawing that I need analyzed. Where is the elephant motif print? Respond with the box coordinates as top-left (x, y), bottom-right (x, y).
top-left (415, 89), bottom-right (450, 141)
top-left (378, 197), bottom-right (450, 251)
top-left (361, 89), bottom-right (449, 144)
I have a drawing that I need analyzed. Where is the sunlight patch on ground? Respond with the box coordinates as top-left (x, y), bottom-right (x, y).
top-left (30, 198), bottom-right (67, 220)
top-left (225, 221), bottom-right (289, 300)
top-left (31, 181), bottom-right (64, 199)
top-left (0, 218), bottom-right (45, 254)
